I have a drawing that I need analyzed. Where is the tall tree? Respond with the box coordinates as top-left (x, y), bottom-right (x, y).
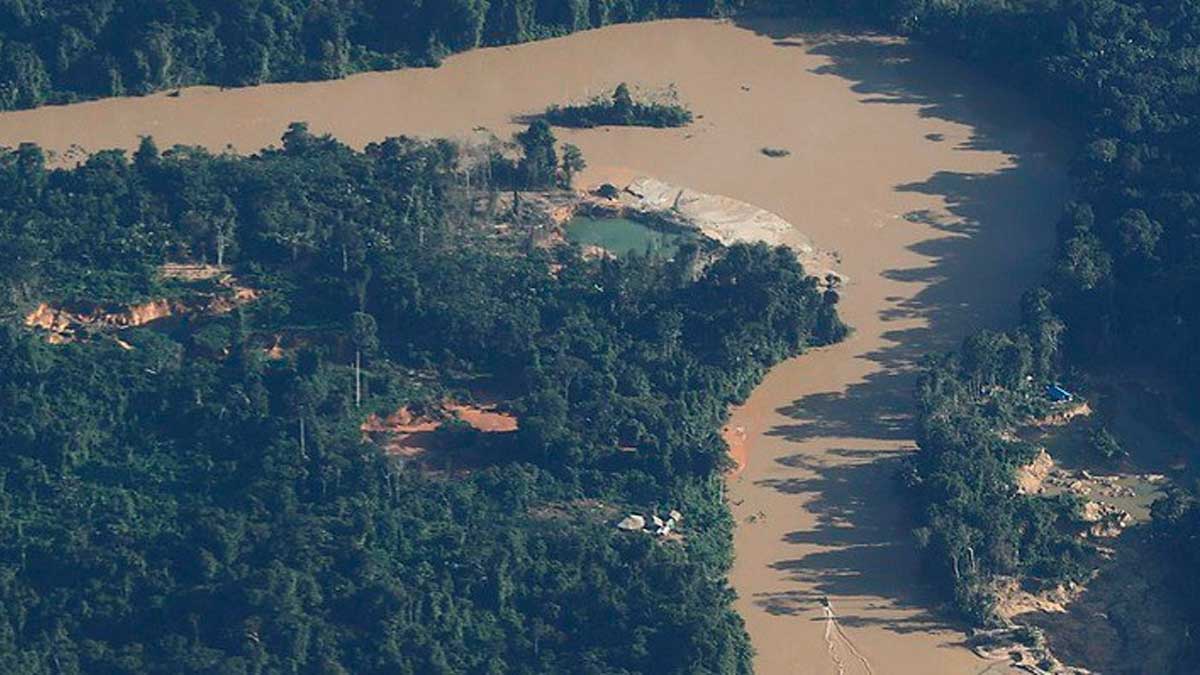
top-left (516, 119), bottom-right (557, 189)
top-left (560, 143), bottom-right (586, 187)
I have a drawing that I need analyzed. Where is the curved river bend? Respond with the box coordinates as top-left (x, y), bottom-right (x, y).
top-left (0, 18), bottom-right (1068, 674)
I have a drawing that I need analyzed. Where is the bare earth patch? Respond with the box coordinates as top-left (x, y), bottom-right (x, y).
top-left (360, 407), bottom-right (442, 457)
top-left (989, 396), bottom-right (1181, 674)
top-left (361, 401), bottom-right (519, 470)
top-left (446, 402), bottom-right (519, 432)
top-left (25, 265), bottom-right (258, 344)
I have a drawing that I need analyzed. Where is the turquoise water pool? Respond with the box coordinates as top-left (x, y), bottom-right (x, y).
top-left (565, 216), bottom-right (692, 259)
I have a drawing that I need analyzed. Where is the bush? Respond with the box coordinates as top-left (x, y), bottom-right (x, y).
top-left (1090, 426), bottom-right (1125, 461)
top-left (597, 183), bottom-right (621, 199)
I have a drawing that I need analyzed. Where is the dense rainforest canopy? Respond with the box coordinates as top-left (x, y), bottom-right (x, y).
top-left (0, 122), bottom-right (845, 673)
top-left (0, 0), bottom-right (740, 109)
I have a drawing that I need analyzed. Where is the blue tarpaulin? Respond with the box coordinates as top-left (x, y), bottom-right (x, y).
top-left (1046, 384), bottom-right (1074, 402)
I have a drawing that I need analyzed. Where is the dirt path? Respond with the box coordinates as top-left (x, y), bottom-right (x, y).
top-left (0, 18), bottom-right (1068, 674)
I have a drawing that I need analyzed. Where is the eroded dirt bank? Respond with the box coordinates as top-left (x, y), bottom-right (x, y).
top-left (0, 18), bottom-right (1069, 674)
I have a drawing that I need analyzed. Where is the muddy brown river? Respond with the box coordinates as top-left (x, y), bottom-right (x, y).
top-left (0, 18), bottom-right (1069, 674)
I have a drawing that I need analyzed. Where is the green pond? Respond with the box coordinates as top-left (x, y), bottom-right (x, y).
top-left (565, 216), bottom-right (692, 259)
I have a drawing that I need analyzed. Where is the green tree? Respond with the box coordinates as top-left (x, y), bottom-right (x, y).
top-left (1116, 208), bottom-right (1161, 261)
top-left (516, 119), bottom-right (557, 189)
top-left (612, 82), bottom-right (634, 122)
top-left (351, 311), bottom-right (379, 408)
top-left (1090, 426), bottom-right (1125, 461)
top-left (134, 135), bottom-right (161, 173)
top-left (560, 143), bottom-right (586, 187)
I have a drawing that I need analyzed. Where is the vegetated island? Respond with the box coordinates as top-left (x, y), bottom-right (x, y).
top-left (543, 82), bottom-right (694, 128)
top-left (0, 119), bottom-right (846, 673)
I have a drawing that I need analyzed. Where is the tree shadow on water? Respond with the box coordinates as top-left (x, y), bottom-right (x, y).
top-left (752, 447), bottom-right (964, 638)
top-left (731, 17), bottom-right (1070, 640)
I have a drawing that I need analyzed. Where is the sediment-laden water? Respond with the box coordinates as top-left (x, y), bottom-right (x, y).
top-left (0, 18), bottom-right (1069, 674)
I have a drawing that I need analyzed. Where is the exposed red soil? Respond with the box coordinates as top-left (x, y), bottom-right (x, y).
top-left (26, 300), bottom-right (177, 342)
top-left (361, 401), bottom-right (519, 459)
top-left (361, 407), bottom-right (442, 456)
top-left (25, 269), bottom-right (259, 344)
top-left (446, 402), bottom-right (519, 432)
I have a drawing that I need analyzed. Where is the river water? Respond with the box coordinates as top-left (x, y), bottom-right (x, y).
top-left (0, 18), bottom-right (1069, 674)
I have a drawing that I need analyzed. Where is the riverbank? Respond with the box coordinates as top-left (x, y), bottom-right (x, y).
top-left (0, 18), bottom-right (1069, 674)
